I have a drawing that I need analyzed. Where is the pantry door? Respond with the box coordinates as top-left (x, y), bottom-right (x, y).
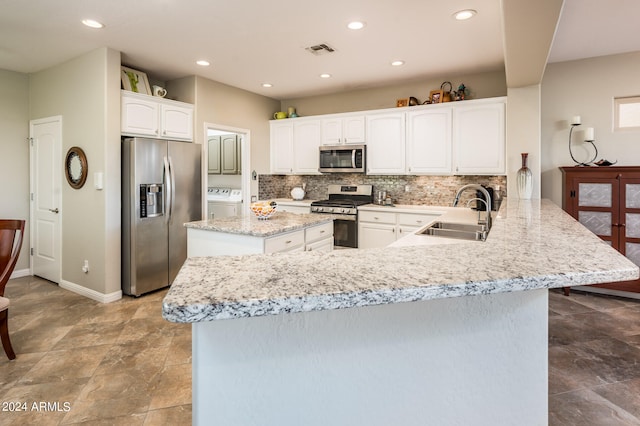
top-left (30, 116), bottom-right (62, 283)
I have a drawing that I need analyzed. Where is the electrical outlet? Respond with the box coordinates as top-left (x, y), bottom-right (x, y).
top-left (405, 185), bottom-right (410, 192)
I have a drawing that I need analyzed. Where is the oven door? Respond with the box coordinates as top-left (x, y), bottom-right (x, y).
top-left (319, 145), bottom-right (365, 173)
top-left (333, 216), bottom-right (358, 248)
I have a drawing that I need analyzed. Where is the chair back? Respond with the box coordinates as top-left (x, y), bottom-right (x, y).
top-left (0, 220), bottom-right (25, 297)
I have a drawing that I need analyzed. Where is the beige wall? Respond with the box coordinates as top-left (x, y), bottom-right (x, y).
top-left (280, 69), bottom-right (507, 116)
top-left (167, 76), bottom-right (280, 198)
top-left (541, 52), bottom-right (640, 206)
top-left (29, 47), bottom-right (122, 296)
top-left (0, 70), bottom-right (30, 272)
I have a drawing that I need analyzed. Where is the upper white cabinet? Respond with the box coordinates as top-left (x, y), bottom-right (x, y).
top-left (321, 115), bottom-right (366, 145)
top-left (270, 119), bottom-right (321, 174)
top-left (121, 90), bottom-right (194, 141)
top-left (453, 100), bottom-right (505, 175)
top-left (406, 107), bottom-right (452, 174)
top-left (366, 112), bottom-right (405, 174)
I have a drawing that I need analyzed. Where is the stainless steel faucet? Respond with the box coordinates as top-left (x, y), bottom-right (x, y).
top-left (453, 184), bottom-right (492, 229)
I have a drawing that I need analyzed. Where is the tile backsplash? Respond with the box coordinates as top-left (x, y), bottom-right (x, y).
top-left (259, 174), bottom-right (507, 207)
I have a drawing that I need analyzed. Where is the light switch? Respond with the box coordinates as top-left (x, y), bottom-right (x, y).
top-left (94, 172), bottom-right (104, 190)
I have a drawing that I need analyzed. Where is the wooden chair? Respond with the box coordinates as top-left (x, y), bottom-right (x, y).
top-left (0, 219), bottom-right (25, 360)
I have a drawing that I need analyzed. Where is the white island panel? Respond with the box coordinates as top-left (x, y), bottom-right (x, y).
top-left (193, 289), bottom-right (547, 426)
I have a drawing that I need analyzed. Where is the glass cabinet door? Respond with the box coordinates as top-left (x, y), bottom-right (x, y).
top-left (621, 179), bottom-right (640, 266)
top-left (574, 178), bottom-right (619, 248)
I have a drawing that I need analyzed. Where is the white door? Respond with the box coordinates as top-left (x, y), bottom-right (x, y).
top-left (30, 116), bottom-right (62, 283)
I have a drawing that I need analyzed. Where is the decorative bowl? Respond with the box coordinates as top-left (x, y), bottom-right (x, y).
top-left (290, 187), bottom-right (305, 200)
top-left (250, 201), bottom-right (277, 219)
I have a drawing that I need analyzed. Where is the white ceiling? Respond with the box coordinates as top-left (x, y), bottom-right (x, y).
top-left (1, 0), bottom-right (639, 99)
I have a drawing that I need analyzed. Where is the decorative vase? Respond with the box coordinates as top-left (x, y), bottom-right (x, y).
top-left (517, 153), bottom-right (533, 200)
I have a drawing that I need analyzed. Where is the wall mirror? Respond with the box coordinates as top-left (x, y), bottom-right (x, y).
top-left (65, 146), bottom-right (88, 189)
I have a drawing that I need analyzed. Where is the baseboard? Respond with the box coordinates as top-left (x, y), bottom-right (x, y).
top-left (10, 268), bottom-right (31, 279)
top-left (59, 280), bottom-right (122, 304)
top-left (572, 285), bottom-right (640, 300)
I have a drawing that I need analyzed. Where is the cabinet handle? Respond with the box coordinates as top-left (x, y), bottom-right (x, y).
top-left (320, 230), bottom-right (325, 234)
top-left (416, 220), bottom-right (423, 223)
top-left (285, 240), bottom-right (292, 244)
top-left (374, 216), bottom-right (379, 220)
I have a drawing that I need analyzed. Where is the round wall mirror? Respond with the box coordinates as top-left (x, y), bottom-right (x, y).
top-left (65, 147), bottom-right (88, 189)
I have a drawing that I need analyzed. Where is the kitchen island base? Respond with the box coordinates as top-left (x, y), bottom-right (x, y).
top-left (192, 288), bottom-right (547, 426)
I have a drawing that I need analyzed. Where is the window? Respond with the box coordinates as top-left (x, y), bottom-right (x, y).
top-left (614, 96), bottom-right (640, 131)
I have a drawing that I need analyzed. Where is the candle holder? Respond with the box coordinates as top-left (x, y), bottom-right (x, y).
top-left (568, 117), bottom-right (598, 166)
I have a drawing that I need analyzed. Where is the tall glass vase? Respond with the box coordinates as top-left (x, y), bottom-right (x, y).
top-left (517, 153), bottom-right (533, 200)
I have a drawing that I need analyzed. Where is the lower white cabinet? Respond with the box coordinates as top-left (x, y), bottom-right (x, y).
top-left (305, 221), bottom-right (334, 252)
top-left (358, 209), bottom-right (441, 249)
top-left (265, 230), bottom-right (305, 253)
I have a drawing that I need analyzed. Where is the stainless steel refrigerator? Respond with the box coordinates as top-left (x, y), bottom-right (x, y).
top-left (122, 137), bottom-right (202, 296)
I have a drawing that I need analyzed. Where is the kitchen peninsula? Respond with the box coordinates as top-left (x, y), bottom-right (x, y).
top-left (164, 199), bottom-right (638, 426)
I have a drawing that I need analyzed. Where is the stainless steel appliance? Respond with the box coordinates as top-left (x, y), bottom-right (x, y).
top-left (310, 184), bottom-right (373, 248)
top-left (122, 137), bottom-right (202, 296)
top-left (319, 145), bottom-right (366, 173)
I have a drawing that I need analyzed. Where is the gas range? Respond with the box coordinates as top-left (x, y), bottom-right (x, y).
top-left (310, 184), bottom-right (372, 248)
top-left (310, 185), bottom-right (373, 216)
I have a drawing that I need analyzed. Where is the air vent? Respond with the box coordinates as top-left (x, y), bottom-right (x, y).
top-left (305, 43), bottom-right (336, 56)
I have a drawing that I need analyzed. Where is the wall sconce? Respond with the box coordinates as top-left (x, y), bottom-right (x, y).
top-left (568, 116), bottom-right (598, 166)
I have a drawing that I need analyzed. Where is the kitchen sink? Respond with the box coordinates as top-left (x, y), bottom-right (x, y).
top-left (419, 221), bottom-right (489, 241)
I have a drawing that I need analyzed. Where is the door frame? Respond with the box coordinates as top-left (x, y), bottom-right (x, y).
top-left (203, 122), bottom-right (251, 217)
top-left (29, 115), bottom-right (63, 282)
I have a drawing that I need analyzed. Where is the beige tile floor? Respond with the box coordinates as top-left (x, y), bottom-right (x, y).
top-left (1, 277), bottom-right (640, 425)
top-left (0, 276), bottom-right (191, 425)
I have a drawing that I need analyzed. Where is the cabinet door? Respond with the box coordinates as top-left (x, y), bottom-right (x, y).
top-left (294, 121), bottom-right (321, 174)
top-left (306, 237), bottom-right (333, 252)
top-left (270, 121), bottom-right (295, 174)
top-left (366, 113), bottom-right (406, 175)
top-left (406, 108), bottom-right (452, 174)
top-left (121, 95), bottom-right (159, 137)
top-left (221, 135), bottom-right (238, 174)
top-left (207, 137), bottom-right (221, 174)
top-left (342, 115), bottom-right (366, 144)
top-left (572, 177), bottom-right (619, 247)
top-left (620, 179), bottom-right (640, 266)
top-left (321, 118), bottom-right (342, 145)
top-left (453, 101), bottom-right (505, 174)
top-left (358, 222), bottom-right (397, 249)
top-left (161, 104), bottom-right (193, 140)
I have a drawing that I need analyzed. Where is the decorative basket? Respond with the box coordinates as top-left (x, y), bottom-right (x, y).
top-left (250, 201), bottom-right (277, 220)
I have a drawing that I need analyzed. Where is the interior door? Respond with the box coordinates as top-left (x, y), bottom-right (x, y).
top-left (30, 116), bottom-right (62, 283)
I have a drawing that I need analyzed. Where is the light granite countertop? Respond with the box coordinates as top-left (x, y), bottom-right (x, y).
top-left (163, 199), bottom-right (639, 323)
top-left (184, 211), bottom-right (332, 237)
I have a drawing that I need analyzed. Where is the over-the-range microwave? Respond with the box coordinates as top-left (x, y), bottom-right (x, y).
top-left (318, 144), bottom-right (366, 173)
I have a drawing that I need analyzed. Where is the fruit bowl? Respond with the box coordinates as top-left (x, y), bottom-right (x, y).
top-left (250, 201), bottom-right (277, 220)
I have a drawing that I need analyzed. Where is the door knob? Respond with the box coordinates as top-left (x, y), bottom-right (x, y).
top-left (49, 208), bottom-right (59, 213)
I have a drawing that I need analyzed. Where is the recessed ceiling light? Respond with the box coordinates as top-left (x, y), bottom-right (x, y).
top-left (81, 19), bottom-right (104, 29)
top-left (262, 83), bottom-right (273, 88)
top-left (319, 73), bottom-right (332, 79)
top-left (196, 60), bottom-right (210, 66)
top-left (391, 60), bottom-right (405, 66)
top-left (453, 9), bottom-right (477, 20)
top-left (347, 21), bottom-right (366, 30)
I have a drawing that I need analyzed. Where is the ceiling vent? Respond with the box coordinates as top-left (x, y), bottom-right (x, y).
top-left (305, 43), bottom-right (336, 56)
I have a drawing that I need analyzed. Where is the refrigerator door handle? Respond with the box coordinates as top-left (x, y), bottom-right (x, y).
top-left (168, 155), bottom-right (176, 222)
top-left (164, 156), bottom-right (172, 223)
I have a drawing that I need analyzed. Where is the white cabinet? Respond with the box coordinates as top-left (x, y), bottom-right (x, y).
top-left (366, 112), bottom-right (405, 175)
top-left (406, 107), bottom-right (452, 174)
top-left (453, 100), bottom-right (505, 175)
top-left (358, 209), bottom-right (441, 249)
top-left (270, 121), bottom-right (295, 173)
top-left (270, 119), bottom-right (321, 174)
top-left (278, 204), bottom-right (311, 214)
top-left (265, 230), bottom-right (305, 253)
top-left (121, 90), bottom-right (193, 141)
top-left (321, 115), bottom-right (366, 145)
top-left (293, 121), bottom-right (322, 174)
top-left (305, 221), bottom-right (334, 252)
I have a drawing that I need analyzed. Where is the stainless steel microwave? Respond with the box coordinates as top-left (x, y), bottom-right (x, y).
top-left (318, 145), bottom-right (366, 173)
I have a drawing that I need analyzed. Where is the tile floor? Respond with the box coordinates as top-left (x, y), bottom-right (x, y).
top-left (1, 277), bottom-right (639, 425)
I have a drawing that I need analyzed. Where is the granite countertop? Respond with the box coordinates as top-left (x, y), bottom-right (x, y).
top-left (164, 199), bottom-right (639, 323)
top-left (184, 211), bottom-right (332, 237)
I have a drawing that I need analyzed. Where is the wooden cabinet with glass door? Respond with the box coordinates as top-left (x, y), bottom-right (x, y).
top-left (561, 166), bottom-right (640, 294)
